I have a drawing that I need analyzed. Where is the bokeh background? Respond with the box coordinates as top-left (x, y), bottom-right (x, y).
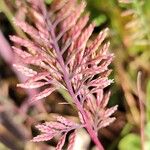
top-left (0, 0), bottom-right (150, 149)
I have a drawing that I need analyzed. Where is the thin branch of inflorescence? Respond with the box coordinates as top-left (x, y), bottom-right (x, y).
top-left (46, 14), bottom-right (104, 150)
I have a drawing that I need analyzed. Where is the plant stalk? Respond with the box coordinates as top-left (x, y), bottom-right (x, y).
top-left (0, 0), bottom-right (26, 38)
top-left (137, 72), bottom-right (145, 150)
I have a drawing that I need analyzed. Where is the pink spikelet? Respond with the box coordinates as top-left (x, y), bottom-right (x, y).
top-left (67, 131), bottom-right (76, 150)
top-left (13, 64), bottom-right (37, 77)
top-left (33, 116), bottom-right (81, 150)
top-left (55, 133), bottom-right (67, 150)
top-left (11, 0), bottom-right (118, 149)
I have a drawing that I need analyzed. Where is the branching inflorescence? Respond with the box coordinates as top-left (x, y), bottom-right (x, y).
top-left (10, 0), bottom-right (118, 149)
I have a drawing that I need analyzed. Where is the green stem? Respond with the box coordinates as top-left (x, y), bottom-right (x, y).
top-left (0, 0), bottom-right (26, 38)
top-left (58, 88), bottom-right (75, 108)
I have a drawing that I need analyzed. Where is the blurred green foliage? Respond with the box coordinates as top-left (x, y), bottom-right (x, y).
top-left (86, 0), bottom-right (150, 149)
top-left (118, 133), bottom-right (141, 150)
top-left (119, 123), bottom-right (150, 150)
top-left (44, 0), bottom-right (53, 5)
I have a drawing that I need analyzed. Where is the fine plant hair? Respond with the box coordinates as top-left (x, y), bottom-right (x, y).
top-left (10, 0), bottom-right (118, 149)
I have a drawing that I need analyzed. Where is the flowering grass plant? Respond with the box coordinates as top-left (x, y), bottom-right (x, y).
top-left (10, 0), bottom-right (117, 149)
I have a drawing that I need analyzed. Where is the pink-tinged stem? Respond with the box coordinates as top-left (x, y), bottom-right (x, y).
top-left (47, 20), bottom-right (104, 150)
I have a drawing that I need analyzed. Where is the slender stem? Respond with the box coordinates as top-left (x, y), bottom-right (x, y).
top-left (146, 80), bottom-right (150, 122)
top-left (47, 19), bottom-right (104, 150)
top-left (137, 72), bottom-right (145, 150)
top-left (0, 0), bottom-right (26, 38)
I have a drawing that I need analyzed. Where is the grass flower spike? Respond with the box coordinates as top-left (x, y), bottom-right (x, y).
top-left (11, 0), bottom-right (118, 149)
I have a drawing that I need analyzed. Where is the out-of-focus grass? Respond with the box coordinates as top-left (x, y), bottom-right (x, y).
top-left (86, 0), bottom-right (150, 149)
